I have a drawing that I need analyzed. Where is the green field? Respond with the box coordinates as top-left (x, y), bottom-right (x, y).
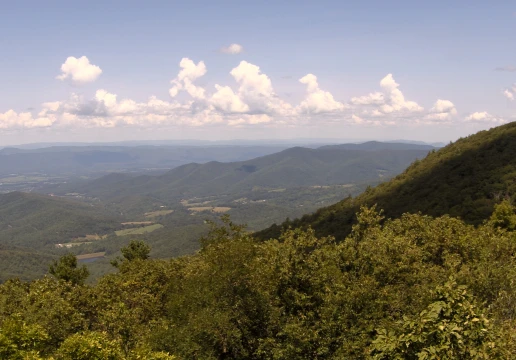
top-left (115, 223), bottom-right (164, 236)
top-left (144, 210), bottom-right (174, 218)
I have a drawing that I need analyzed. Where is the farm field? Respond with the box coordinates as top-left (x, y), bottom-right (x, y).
top-left (188, 206), bottom-right (231, 213)
top-left (115, 223), bottom-right (164, 236)
top-left (144, 210), bottom-right (174, 218)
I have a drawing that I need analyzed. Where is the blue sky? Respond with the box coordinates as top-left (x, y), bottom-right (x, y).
top-left (1, 0), bottom-right (515, 145)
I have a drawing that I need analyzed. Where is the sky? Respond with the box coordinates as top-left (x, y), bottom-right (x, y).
top-left (0, 0), bottom-right (515, 145)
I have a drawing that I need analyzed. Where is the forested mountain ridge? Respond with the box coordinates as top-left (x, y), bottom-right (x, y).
top-left (51, 145), bottom-right (431, 202)
top-left (257, 122), bottom-right (516, 241)
top-left (318, 140), bottom-right (436, 151)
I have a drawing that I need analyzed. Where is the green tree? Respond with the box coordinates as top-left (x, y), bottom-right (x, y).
top-left (111, 240), bottom-right (151, 268)
top-left (370, 279), bottom-right (507, 359)
top-left (489, 199), bottom-right (516, 231)
top-left (0, 316), bottom-right (48, 359)
top-left (55, 331), bottom-right (123, 360)
top-left (49, 253), bottom-right (89, 285)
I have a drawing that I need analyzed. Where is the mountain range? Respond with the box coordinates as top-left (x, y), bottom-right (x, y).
top-left (47, 142), bottom-right (433, 204)
top-left (258, 122), bottom-right (516, 241)
top-left (0, 141), bottom-right (434, 281)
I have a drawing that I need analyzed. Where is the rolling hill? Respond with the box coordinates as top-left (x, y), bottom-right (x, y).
top-left (256, 122), bottom-right (516, 241)
top-left (53, 145), bottom-right (433, 204)
top-left (0, 191), bottom-right (121, 248)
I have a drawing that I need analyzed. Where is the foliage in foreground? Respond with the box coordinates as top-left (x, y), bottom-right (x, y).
top-left (2, 206), bottom-right (516, 358)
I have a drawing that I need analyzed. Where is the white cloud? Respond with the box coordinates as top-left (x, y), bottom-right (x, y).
top-left (503, 89), bottom-right (514, 100)
top-left (228, 61), bottom-right (293, 116)
top-left (351, 74), bottom-right (423, 117)
top-left (503, 85), bottom-right (516, 101)
top-left (351, 114), bottom-right (364, 124)
top-left (464, 112), bottom-right (506, 123)
top-left (169, 58), bottom-right (207, 99)
top-left (351, 92), bottom-right (384, 106)
top-left (0, 109), bottom-right (55, 129)
top-left (210, 85), bottom-right (250, 113)
top-left (425, 99), bottom-right (457, 122)
top-left (220, 43), bottom-right (244, 54)
top-left (298, 74), bottom-right (347, 113)
top-left (56, 56), bottom-right (102, 84)
top-left (2, 56), bottom-right (511, 133)
top-left (430, 99), bottom-right (456, 113)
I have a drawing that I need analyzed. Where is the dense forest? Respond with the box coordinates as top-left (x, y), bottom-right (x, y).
top-left (2, 205), bottom-right (516, 359)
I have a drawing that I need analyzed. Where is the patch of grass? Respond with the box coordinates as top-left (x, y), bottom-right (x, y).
top-left (76, 252), bottom-right (106, 260)
top-left (55, 242), bottom-right (93, 248)
top-left (188, 206), bottom-right (231, 213)
top-left (115, 224), bottom-right (164, 236)
top-left (121, 221), bottom-right (155, 225)
top-left (144, 210), bottom-right (174, 218)
top-left (73, 234), bottom-right (107, 242)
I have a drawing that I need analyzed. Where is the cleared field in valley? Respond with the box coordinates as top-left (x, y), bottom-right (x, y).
top-left (188, 206), bottom-right (231, 213)
top-left (144, 210), bottom-right (174, 218)
top-left (115, 224), bottom-right (164, 236)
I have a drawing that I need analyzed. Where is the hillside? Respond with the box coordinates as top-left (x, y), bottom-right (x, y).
top-left (257, 122), bottom-right (516, 241)
top-left (58, 145), bottom-right (432, 203)
top-left (0, 192), bottom-right (120, 248)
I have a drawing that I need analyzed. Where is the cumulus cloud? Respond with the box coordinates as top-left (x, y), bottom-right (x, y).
top-left (169, 58), bottom-right (207, 99)
top-left (425, 99), bottom-right (458, 121)
top-left (56, 56), bottom-right (102, 84)
top-left (2, 56), bottom-right (511, 133)
top-left (210, 85), bottom-right (250, 113)
top-left (503, 84), bottom-right (516, 101)
top-left (0, 109), bottom-right (55, 129)
top-left (298, 74), bottom-right (347, 113)
top-left (220, 43), bottom-right (244, 54)
top-left (464, 112), bottom-right (506, 124)
top-left (351, 74), bottom-right (423, 117)
top-left (227, 61), bottom-right (293, 116)
top-left (351, 114), bottom-right (364, 124)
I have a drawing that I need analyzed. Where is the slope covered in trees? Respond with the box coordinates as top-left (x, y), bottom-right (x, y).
top-left (0, 192), bottom-right (120, 248)
top-left (0, 192), bottom-right (122, 282)
top-left (49, 146), bottom-right (431, 205)
top-left (258, 122), bottom-right (516, 241)
top-left (1, 206), bottom-right (516, 359)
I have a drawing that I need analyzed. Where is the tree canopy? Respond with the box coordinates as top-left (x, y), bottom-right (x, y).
top-left (2, 203), bottom-right (516, 358)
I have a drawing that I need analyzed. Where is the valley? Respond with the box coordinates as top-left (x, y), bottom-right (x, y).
top-left (0, 141), bottom-right (435, 282)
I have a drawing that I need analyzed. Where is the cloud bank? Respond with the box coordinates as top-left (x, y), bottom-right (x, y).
top-left (0, 56), bottom-right (508, 131)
